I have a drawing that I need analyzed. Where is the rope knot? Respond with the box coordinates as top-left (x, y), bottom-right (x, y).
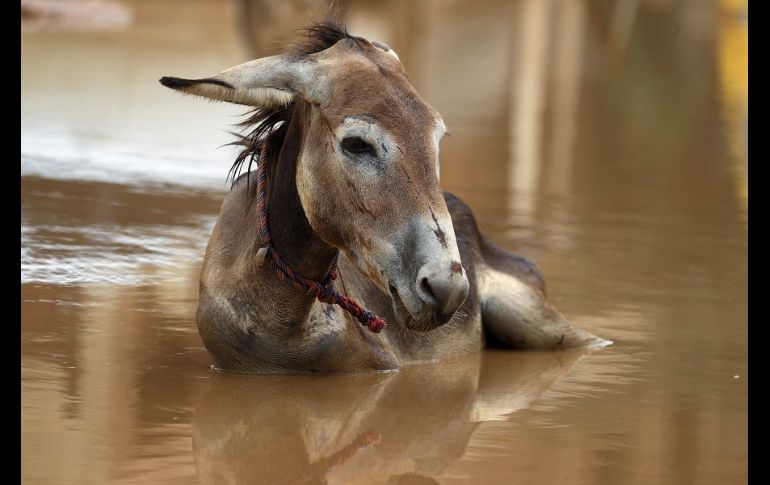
top-left (358, 310), bottom-right (373, 324)
top-left (318, 284), bottom-right (339, 303)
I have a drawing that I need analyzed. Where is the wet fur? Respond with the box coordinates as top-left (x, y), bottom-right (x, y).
top-left (182, 21), bottom-right (604, 373)
top-left (197, 172), bottom-right (599, 373)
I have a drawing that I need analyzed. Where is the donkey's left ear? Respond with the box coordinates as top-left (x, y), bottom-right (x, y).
top-left (159, 55), bottom-right (322, 108)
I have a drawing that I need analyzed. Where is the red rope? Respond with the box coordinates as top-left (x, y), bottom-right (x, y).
top-left (254, 148), bottom-right (386, 333)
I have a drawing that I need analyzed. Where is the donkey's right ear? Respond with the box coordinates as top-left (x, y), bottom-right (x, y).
top-left (159, 55), bottom-right (322, 108)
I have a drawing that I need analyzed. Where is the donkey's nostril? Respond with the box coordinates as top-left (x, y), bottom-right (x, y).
top-left (416, 268), bottom-right (470, 319)
top-left (419, 277), bottom-right (438, 306)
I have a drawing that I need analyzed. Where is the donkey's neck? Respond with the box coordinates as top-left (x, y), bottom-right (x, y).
top-left (264, 103), bottom-right (338, 282)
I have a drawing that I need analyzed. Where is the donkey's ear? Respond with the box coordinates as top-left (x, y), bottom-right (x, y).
top-left (159, 55), bottom-right (320, 108)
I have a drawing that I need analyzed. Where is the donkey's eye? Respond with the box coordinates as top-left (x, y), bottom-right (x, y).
top-left (341, 137), bottom-right (376, 156)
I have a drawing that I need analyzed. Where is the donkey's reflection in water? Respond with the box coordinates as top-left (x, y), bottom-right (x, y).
top-left (161, 20), bottom-right (609, 373)
top-left (192, 351), bottom-right (586, 484)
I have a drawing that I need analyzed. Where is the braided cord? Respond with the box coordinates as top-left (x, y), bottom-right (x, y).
top-left (255, 148), bottom-right (386, 333)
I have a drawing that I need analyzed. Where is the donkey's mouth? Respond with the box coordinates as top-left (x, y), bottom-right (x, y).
top-left (388, 283), bottom-right (450, 332)
top-left (389, 283), bottom-right (420, 329)
top-left (388, 284), bottom-right (408, 324)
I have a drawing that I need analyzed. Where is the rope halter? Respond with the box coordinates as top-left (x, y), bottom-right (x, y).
top-left (253, 149), bottom-right (386, 333)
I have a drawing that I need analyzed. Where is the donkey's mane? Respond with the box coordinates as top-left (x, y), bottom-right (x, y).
top-left (227, 19), bottom-right (368, 188)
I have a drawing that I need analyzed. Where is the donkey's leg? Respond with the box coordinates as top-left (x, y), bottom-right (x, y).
top-left (478, 238), bottom-right (608, 349)
top-left (445, 191), bottom-right (607, 349)
top-left (197, 286), bottom-right (401, 373)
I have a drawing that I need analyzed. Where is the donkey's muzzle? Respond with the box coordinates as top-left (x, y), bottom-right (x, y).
top-left (415, 264), bottom-right (469, 323)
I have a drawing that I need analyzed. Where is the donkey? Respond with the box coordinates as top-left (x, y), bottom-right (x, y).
top-left (160, 21), bottom-right (608, 373)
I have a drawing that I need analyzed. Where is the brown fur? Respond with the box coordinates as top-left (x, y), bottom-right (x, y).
top-left (162, 21), bottom-right (607, 373)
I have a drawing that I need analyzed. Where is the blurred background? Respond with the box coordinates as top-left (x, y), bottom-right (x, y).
top-left (21, 1), bottom-right (747, 484)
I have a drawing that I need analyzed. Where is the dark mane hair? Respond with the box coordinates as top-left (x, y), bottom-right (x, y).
top-left (226, 19), bottom-right (368, 188)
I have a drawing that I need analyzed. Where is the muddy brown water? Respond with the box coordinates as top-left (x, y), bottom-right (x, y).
top-left (22, 1), bottom-right (747, 483)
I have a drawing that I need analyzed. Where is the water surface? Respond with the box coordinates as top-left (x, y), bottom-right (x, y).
top-left (21, 1), bottom-right (747, 483)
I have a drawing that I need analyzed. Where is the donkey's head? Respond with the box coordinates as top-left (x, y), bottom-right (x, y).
top-left (161, 22), bottom-right (468, 331)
